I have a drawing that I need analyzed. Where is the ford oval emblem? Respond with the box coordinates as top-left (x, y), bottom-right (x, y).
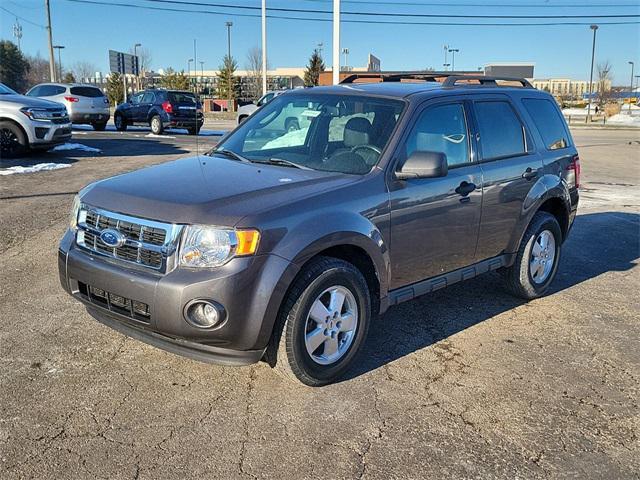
top-left (99, 228), bottom-right (126, 248)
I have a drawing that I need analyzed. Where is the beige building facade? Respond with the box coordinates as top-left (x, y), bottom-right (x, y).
top-left (532, 78), bottom-right (612, 98)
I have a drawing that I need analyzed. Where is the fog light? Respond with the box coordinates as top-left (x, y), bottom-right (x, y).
top-left (184, 300), bottom-right (226, 329)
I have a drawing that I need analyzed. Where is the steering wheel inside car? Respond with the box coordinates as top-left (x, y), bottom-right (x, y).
top-left (350, 144), bottom-right (382, 165)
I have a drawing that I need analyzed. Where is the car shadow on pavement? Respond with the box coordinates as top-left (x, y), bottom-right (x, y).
top-left (342, 211), bottom-right (639, 382)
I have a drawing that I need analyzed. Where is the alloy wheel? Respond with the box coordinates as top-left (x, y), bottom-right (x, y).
top-left (530, 229), bottom-right (556, 284)
top-left (304, 286), bottom-right (358, 365)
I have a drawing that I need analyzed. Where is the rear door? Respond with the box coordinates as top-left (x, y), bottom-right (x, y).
top-left (471, 95), bottom-right (544, 260)
top-left (168, 91), bottom-right (200, 122)
top-left (388, 98), bottom-right (483, 289)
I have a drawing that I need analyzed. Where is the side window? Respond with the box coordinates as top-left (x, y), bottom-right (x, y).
top-left (141, 92), bottom-right (155, 104)
top-left (475, 101), bottom-right (526, 160)
top-left (26, 86), bottom-right (41, 96)
top-left (522, 98), bottom-right (570, 150)
top-left (130, 93), bottom-right (143, 105)
top-left (405, 103), bottom-right (469, 167)
top-left (257, 93), bottom-right (274, 106)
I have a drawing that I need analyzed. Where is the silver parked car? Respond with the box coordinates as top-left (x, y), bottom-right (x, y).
top-left (26, 83), bottom-right (110, 131)
top-left (0, 82), bottom-right (71, 157)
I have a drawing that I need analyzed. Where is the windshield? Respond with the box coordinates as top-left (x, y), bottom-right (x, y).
top-left (0, 83), bottom-right (18, 95)
top-left (215, 93), bottom-right (405, 175)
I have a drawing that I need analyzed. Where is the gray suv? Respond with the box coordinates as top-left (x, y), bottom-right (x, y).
top-left (59, 75), bottom-right (580, 386)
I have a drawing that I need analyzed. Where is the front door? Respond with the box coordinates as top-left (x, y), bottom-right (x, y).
top-left (388, 100), bottom-right (483, 289)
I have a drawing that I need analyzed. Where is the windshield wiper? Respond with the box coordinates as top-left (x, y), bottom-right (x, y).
top-left (212, 149), bottom-right (251, 163)
top-left (258, 158), bottom-right (313, 170)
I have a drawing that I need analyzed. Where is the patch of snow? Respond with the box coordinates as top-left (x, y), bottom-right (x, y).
top-left (52, 143), bottom-right (101, 153)
top-left (0, 163), bottom-right (72, 176)
top-left (607, 113), bottom-right (640, 126)
top-left (145, 133), bottom-right (176, 139)
top-left (199, 129), bottom-right (228, 136)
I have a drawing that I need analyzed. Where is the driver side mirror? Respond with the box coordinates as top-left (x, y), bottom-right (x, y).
top-left (396, 151), bottom-right (448, 180)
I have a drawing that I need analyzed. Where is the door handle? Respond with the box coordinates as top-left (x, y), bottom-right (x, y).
top-left (455, 181), bottom-right (476, 197)
top-left (522, 167), bottom-right (538, 181)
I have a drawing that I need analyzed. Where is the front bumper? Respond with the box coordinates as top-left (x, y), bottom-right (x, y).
top-left (29, 120), bottom-right (72, 148)
top-left (58, 229), bottom-right (297, 366)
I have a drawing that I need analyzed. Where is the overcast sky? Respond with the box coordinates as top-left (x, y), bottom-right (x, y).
top-left (1, 0), bottom-right (639, 84)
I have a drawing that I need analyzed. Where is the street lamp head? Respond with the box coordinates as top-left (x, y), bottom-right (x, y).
top-left (629, 61), bottom-right (635, 66)
top-left (53, 45), bottom-right (65, 49)
top-left (590, 24), bottom-right (598, 30)
top-left (226, 21), bottom-right (233, 27)
top-left (134, 43), bottom-right (141, 48)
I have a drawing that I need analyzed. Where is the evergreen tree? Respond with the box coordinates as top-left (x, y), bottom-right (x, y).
top-left (217, 55), bottom-right (239, 103)
top-left (160, 68), bottom-right (190, 90)
top-left (63, 71), bottom-right (76, 83)
top-left (0, 40), bottom-right (30, 92)
top-left (304, 49), bottom-right (325, 87)
top-left (106, 72), bottom-right (124, 106)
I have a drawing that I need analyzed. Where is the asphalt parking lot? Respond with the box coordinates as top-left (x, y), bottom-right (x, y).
top-left (1, 124), bottom-right (638, 479)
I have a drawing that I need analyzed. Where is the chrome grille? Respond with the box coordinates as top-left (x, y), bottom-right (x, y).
top-left (76, 205), bottom-right (181, 271)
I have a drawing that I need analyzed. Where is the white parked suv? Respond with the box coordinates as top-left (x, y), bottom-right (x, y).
top-left (0, 83), bottom-right (72, 157)
top-left (237, 91), bottom-right (285, 124)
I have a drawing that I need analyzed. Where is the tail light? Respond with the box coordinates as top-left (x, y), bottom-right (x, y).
top-left (64, 96), bottom-right (79, 103)
top-left (566, 154), bottom-right (581, 189)
top-left (162, 101), bottom-right (173, 114)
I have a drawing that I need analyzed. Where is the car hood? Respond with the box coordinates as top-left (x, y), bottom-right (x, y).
top-left (81, 155), bottom-right (359, 226)
top-left (0, 94), bottom-right (64, 109)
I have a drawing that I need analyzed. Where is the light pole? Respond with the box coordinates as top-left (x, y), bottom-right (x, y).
top-left (225, 21), bottom-right (233, 110)
top-left (13, 20), bottom-right (22, 51)
top-left (199, 61), bottom-right (204, 94)
top-left (53, 45), bottom-right (65, 82)
top-left (586, 25), bottom-right (598, 123)
top-left (45, 0), bottom-right (56, 81)
top-left (443, 45), bottom-right (448, 71)
top-left (187, 58), bottom-right (194, 92)
top-left (332, 0), bottom-right (340, 85)
top-left (342, 47), bottom-right (349, 71)
top-left (133, 43), bottom-right (141, 91)
top-left (448, 48), bottom-right (459, 72)
top-left (262, 0), bottom-right (267, 96)
top-left (628, 61), bottom-right (635, 113)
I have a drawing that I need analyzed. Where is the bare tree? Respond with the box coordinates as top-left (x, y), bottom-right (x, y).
top-left (24, 53), bottom-right (50, 89)
top-left (596, 60), bottom-right (613, 106)
top-left (245, 46), bottom-right (268, 101)
top-left (73, 61), bottom-right (98, 83)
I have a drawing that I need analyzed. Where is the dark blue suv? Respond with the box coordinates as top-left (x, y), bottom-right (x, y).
top-left (114, 89), bottom-right (204, 135)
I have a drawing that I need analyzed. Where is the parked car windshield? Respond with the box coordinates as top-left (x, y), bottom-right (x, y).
top-left (0, 83), bottom-right (18, 95)
top-left (215, 93), bottom-right (405, 175)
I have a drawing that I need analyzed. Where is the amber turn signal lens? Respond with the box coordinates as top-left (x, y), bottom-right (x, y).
top-left (235, 230), bottom-right (260, 256)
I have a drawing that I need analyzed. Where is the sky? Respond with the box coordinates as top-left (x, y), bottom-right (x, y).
top-left (1, 0), bottom-right (639, 85)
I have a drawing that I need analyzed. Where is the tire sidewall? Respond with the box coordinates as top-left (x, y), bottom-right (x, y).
top-left (287, 267), bottom-right (370, 384)
top-left (151, 116), bottom-right (162, 135)
top-left (0, 122), bottom-right (27, 157)
top-left (521, 216), bottom-right (562, 295)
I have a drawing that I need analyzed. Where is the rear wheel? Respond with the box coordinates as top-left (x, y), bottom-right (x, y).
top-left (114, 114), bottom-right (127, 131)
top-left (270, 257), bottom-right (371, 386)
top-left (0, 121), bottom-right (28, 158)
top-left (187, 126), bottom-right (200, 135)
top-left (92, 122), bottom-right (107, 131)
top-left (503, 211), bottom-right (562, 300)
top-left (150, 115), bottom-right (163, 135)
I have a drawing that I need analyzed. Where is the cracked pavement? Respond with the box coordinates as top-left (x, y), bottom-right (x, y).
top-left (1, 127), bottom-right (638, 479)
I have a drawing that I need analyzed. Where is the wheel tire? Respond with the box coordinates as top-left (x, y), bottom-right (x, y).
top-left (92, 122), bottom-right (107, 131)
top-left (285, 118), bottom-right (300, 133)
top-left (187, 126), bottom-right (199, 135)
top-left (503, 211), bottom-right (562, 300)
top-left (150, 115), bottom-right (163, 135)
top-left (270, 256), bottom-right (371, 387)
top-left (114, 114), bottom-right (127, 131)
top-left (0, 121), bottom-right (28, 158)
top-left (238, 115), bottom-right (248, 124)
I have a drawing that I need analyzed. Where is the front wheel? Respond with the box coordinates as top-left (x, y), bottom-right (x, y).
top-left (502, 211), bottom-right (562, 300)
top-left (92, 122), bottom-right (107, 131)
top-left (114, 114), bottom-right (127, 131)
top-left (270, 257), bottom-right (371, 386)
top-left (0, 121), bottom-right (28, 158)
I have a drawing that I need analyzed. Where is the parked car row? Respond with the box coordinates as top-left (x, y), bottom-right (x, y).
top-left (0, 82), bottom-right (203, 157)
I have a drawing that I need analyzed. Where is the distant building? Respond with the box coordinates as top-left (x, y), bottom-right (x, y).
top-left (484, 63), bottom-right (535, 79)
top-left (532, 78), bottom-right (611, 98)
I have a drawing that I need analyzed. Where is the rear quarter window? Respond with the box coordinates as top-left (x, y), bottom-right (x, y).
top-left (522, 98), bottom-right (570, 150)
top-left (38, 85), bottom-right (66, 96)
top-left (70, 86), bottom-right (104, 98)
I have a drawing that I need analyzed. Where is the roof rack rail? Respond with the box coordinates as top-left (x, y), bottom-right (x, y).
top-left (340, 72), bottom-right (452, 84)
top-left (442, 75), bottom-right (533, 88)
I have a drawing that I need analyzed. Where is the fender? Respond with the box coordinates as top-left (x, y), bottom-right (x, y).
top-left (0, 113), bottom-right (33, 143)
top-left (253, 211), bottom-right (390, 348)
top-left (506, 173), bottom-right (571, 255)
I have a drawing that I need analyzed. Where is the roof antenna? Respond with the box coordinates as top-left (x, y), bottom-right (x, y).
top-left (193, 38), bottom-right (200, 158)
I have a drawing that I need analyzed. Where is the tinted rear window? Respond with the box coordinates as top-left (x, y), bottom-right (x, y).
top-left (168, 92), bottom-right (196, 104)
top-left (475, 101), bottom-right (526, 160)
top-left (522, 98), bottom-right (570, 150)
top-left (70, 86), bottom-right (104, 98)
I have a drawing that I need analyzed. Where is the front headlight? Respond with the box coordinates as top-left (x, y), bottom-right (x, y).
top-left (69, 194), bottom-right (81, 230)
top-left (179, 225), bottom-right (260, 268)
top-left (20, 107), bottom-right (65, 121)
